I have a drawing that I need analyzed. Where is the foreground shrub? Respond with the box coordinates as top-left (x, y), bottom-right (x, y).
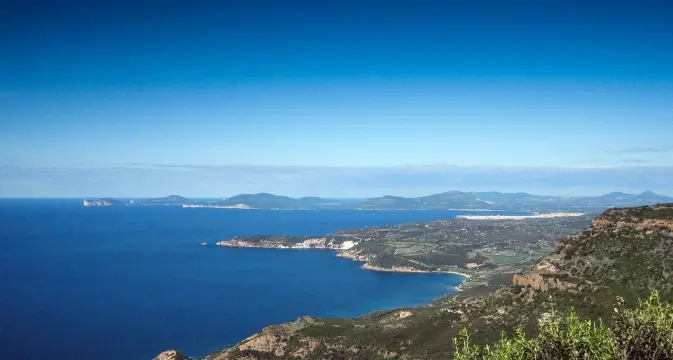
top-left (453, 291), bottom-right (673, 359)
top-left (612, 292), bottom-right (673, 359)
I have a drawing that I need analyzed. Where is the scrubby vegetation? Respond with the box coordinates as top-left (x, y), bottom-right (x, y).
top-left (454, 291), bottom-right (673, 359)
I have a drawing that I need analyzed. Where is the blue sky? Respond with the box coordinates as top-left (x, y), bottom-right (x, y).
top-left (2, 1), bottom-right (673, 197)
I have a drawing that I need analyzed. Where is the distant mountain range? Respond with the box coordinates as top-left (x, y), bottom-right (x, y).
top-left (83, 190), bottom-right (673, 211)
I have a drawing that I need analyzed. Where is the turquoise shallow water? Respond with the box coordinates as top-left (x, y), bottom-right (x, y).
top-left (0, 199), bottom-right (522, 359)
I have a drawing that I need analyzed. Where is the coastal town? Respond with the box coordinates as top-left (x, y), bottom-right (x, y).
top-left (456, 212), bottom-right (586, 220)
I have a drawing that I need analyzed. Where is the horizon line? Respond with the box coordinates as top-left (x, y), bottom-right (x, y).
top-left (3, 189), bottom-right (672, 200)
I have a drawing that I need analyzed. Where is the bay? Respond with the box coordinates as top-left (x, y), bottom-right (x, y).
top-left (0, 199), bottom-right (522, 359)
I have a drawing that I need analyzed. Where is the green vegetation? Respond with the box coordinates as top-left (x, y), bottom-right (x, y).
top-left (484, 251), bottom-right (535, 266)
top-left (454, 291), bottom-right (673, 360)
top-left (222, 216), bottom-right (593, 283)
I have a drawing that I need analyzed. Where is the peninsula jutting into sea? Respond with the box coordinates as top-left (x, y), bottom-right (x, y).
top-left (82, 190), bottom-right (673, 212)
top-left (215, 214), bottom-right (594, 284)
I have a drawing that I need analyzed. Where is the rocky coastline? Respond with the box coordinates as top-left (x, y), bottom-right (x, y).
top-left (216, 237), bottom-right (464, 276)
top-left (360, 263), bottom-right (471, 277)
top-left (156, 213), bottom-right (606, 359)
top-left (214, 215), bottom-right (593, 283)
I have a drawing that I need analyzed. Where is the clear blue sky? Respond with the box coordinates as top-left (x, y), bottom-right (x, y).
top-left (2, 0), bottom-right (673, 197)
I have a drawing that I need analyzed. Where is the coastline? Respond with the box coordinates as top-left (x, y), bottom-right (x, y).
top-left (456, 212), bottom-right (585, 220)
top-left (173, 211), bottom-right (594, 360)
top-left (217, 240), bottom-right (472, 279)
top-left (360, 263), bottom-right (471, 278)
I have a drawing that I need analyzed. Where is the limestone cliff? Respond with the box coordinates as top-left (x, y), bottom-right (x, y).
top-left (154, 350), bottom-right (192, 360)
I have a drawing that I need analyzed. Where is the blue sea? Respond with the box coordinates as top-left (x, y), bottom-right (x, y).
top-left (0, 199), bottom-right (521, 360)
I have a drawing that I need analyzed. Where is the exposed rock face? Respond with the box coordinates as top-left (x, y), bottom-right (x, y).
top-left (512, 273), bottom-right (579, 293)
top-left (512, 204), bottom-right (673, 296)
top-left (83, 199), bottom-right (118, 206)
top-left (217, 237), bottom-right (331, 249)
top-left (236, 331), bottom-right (287, 356)
top-left (153, 350), bottom-right (191, 360)
top-left (203, 316), bottom-right (317, 360)
top-left (512, 273), bottom-right (544, 289)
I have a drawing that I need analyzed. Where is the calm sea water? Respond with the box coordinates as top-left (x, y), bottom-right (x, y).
top-left (0, 199), bottom-right (521, 360)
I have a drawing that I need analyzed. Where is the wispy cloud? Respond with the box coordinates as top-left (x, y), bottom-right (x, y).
top-left (619, 158), bottom-right (652, 164)
top-left (612, 145), bottom-right (673, 154)
top-left (1, 164), bottom-right (673, 198)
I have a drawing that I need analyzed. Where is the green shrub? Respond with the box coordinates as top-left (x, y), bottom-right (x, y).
top-left (453, 291), bottom-right (673, 359)
top-left (612, 292), bottom-right (673, 359)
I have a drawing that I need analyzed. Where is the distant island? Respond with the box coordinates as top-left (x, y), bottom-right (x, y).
top-left (83, 190), bottom-right (673, 212)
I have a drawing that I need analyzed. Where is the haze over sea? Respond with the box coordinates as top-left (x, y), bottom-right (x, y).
top-left (0, 199), bottom-right (529, 360)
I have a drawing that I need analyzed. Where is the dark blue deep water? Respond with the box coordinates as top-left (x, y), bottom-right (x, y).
top-left (0, 200), bottom-right (519, 360)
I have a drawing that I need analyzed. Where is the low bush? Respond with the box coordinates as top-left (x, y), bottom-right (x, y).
top-left (453, 291), bottom-right (673, 359)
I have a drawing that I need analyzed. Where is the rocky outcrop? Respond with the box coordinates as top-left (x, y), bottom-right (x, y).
top-left (591, 204), bottom-right (673, 230)
top-left (83, 198), bottom-right (119, 206)
top-left (513, 204), bottom-right (673, 295)
top-left (217, 237), bottom-right (330, 249)
top-left (203, 316), bottom-right (317, 360)
top-left (512, 273), bottom-right (544, 289)
top-left (512, 273), bottom-right (579, 293)
top-left (153, 350), bottom-right (191, 360)
top-left (236, 331), bottom-right (287, 356)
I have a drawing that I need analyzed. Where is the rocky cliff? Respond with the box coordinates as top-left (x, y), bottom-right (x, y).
top-left (83, 198), bottom-right (120, 206)
top-left (513, 204), bottom-right (673, 299)
top-left (154, 350), bottom-right (192, 360)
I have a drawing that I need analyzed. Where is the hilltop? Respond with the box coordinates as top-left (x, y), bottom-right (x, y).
top-left (156, 203), bottom-right (673, 360)
top-left (84, 190), bottom-right (673, 211)
top-left (130, 195), bottom-right (189, 206)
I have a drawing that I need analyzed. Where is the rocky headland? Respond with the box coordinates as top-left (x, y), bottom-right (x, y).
top-left (82, 198), bottom-right (120, 206)
top-left (215, 214), bottom-right (593, 284)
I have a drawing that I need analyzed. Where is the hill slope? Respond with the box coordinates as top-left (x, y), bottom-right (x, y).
top-left (219, 193), bottom-right (342, 209)
top-left (359, 191), bottom-right (673, 211)
top-left (157, 204), bottom-right (673, 360)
